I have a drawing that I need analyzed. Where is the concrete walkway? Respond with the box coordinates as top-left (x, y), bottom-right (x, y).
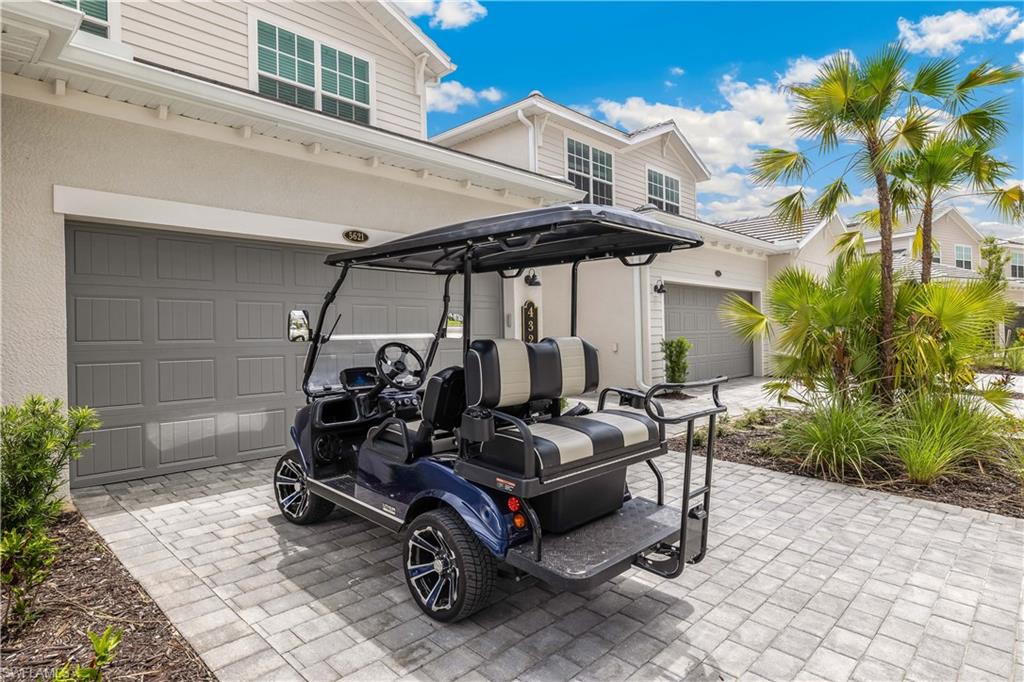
top-left (75, 449), bottom-right (1023, 681)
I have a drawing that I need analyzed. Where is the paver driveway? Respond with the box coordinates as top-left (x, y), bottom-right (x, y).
top-left (74, 451), bottom-right (1023, 681)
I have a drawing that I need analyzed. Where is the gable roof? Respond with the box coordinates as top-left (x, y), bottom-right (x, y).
top-left (430, 92), bottom-right (711, 181)
top-left (361, 1), bottom-right (454, 78)
top-left (892, 252), bottom-right (982, 280)
top-left (717, 212), bottom-right (824, 244)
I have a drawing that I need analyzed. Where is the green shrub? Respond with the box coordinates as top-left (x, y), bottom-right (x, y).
top-left (1, 396), bottom-right (99, 532)
top-left (53, 626), bottom-right (122, 682)
top-left (894, 394), bottom-right (1005, 485)
top-left (778, 400), bottom-right (892, 482)
top-left (1, 527), bottom-right (56, 630)
top-left (661, 337), bottom-right (693, 383)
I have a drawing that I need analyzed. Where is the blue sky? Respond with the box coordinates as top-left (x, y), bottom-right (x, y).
top-left (401, 1), bottom-right (1024, 236)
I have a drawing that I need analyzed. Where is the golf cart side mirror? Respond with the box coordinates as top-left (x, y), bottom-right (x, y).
top-left (288, 309), bottom-right (310, 342)
top-left (445, 313), bottom-right (464, 339)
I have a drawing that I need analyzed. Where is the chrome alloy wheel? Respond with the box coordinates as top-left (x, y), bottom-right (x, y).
top-left (406, 526), bottom-right (460, 612)
top-left (274, 456), bottom-right (311, 520)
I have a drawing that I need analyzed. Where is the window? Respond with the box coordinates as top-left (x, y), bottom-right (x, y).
top-left (1011, 253), bottom-right (1024, 279)
top-left (320, 45), bottom-right (371, 124)
top-left (253, 16), bottom-right (372, 123)
top-left (257, 21), bottom-right (316, 109)
top-left (932, 250), bottom-right (941, 264)
top-left (56, 0), bottom-right (109, 37)
top-left (647, 169), bottom-right (681, 215)
top-left (955, 244), bottom-right (973, 270)
top-left (567, 138), bottom-right (613, 205)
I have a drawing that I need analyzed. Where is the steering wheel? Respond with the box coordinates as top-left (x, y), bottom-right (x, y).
top-left (374, 342), bottom-right (425, 390)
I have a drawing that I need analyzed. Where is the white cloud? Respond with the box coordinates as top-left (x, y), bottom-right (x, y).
top-left (701, 185), bottom-right (817, 223)
top-left (596, 74), bottom-right (796, 175)
top-left (396, 0), bottom-right (487, 29)
top-left (1019, 50), bottom-right (1024, 65)
top-left (978, 220), bottom-right (1024, 239)
top-left (1007, 20), bottom-right (1024, 42)
top-left (426, 80), bottom-right (504, 113)
top-left (570, 103), bottom-right (594, 117)
top-left (669, 66), bottom-right (685, 76)
top-left (779, 50), bottom-right (855, 86)
top-left (663, 80), bottom-right (677, 89)
top-left (897, 6), bottom-right (1020, 56)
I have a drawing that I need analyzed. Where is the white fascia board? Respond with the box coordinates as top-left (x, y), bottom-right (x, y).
top-left (795, 213), bottom-right (847, 251)
top-left (640, 208), bottom-right (785, 254)
top-left (54, 185), bottom-right (406, 248)
top-left (43, 43), bottom-right (577, 202)
top-left (370, 1), bottom-right (454, 77)
top-left (627, 122), bottom-right (711, 182)
top-left (862, 230), bottom-right (916, 243)
top-left (1, 0), bottom-right (81, 61)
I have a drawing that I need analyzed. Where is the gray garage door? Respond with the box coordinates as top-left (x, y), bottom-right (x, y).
top-left (664, 284), bottom-right (753, 381)
top-left (66, 222), bottom-right (502, 487)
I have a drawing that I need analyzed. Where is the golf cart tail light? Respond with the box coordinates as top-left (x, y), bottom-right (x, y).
top-left (507, 496), bottom-right (521, 512)
top-left (512, 513), bottom-right (527, 530)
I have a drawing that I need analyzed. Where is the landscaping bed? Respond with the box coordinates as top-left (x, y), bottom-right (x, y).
top-left (670, 409), bottom-right (1024, 519)
top-left (0, 512), bottom-right (213, 682)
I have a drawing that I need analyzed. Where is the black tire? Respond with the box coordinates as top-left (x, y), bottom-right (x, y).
top-left (273, 451), bottom-right (334, 525)
top-left (403, 507), bottom-right (496, 622)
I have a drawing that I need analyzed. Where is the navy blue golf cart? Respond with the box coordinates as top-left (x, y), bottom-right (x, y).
top-left (274, 204), bottom-right (726, 622)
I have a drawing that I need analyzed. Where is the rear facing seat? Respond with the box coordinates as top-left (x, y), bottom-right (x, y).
top-left (466, 337), bottom-right (662, 478)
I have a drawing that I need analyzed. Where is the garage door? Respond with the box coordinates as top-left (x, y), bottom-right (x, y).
top-left (66, 222), bottom-right (502, 487)
top-left (664, 284), bottom-right (753, 381)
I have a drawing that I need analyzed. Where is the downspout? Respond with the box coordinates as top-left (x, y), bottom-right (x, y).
top-left (516, 110), bottom-right (537, 172)
top-left (633, 268), bottom-right (651, 390)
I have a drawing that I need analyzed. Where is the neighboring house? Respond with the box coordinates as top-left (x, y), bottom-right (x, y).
top-left (434, 97), bottom-right (850, 386)
top-left (0, 0), bottom-right (582, 488)
top-left (855, 206), bottom-right (1024, 305)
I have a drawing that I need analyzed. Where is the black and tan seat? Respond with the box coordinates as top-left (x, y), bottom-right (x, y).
top-left (465, 337), bottom-right (662, 479)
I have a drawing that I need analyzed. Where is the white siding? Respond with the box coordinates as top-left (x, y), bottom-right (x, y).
top-left (450, 123), bottom-right (530, 170)
top-left (120, 0), bottom-right (425, 137)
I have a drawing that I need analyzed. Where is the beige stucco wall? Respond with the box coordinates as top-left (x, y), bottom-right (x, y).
top-left (0, 89), bottom-right (533, 410)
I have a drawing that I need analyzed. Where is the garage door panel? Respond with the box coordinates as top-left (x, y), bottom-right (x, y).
top-left (67, 222), bottom-right (503, 487)
top-left (665, 284), bottom-right (753, 382)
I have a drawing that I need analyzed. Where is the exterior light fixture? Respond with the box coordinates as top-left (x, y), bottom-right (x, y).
top-left (653, 279), bottom-right (667, 294)
top-left (524, 269), bottom-right (541, 286)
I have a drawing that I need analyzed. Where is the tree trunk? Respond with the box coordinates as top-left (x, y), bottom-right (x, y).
top-left (868, 139), bottom-right (895, 402)
top-left (921, 199), bottom-right (933, 283)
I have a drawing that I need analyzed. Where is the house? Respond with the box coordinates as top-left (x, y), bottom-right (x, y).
top-left (0, 0), bottom-right (582, 489)
top-left (432, 95), bottom-right (850, 386)
top-left (855, 206), bottom-right (1024, 305)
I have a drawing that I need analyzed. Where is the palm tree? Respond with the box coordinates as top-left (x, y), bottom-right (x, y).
top-left (890, 135), bottom-right (1013, 282)
top-left (750, 46), bottom-right (1020, 399)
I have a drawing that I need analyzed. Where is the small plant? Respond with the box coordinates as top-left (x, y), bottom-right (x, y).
top-left (661, 337), bottom-right (693, 384)
top-left (778, 399), bottom-right (892, 482)
top-left (1, 527), bottom-right (56, 630)
top-left (894, 394), bottom-right (1004, 485)
top-left (733, 407), bottom-right (772, 430)
top-left (53, 626), bottom-right (123, 681)
top-left (1, 396), bottom-right (100, 532)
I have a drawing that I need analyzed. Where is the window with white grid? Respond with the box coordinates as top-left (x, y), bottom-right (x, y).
top-left (647, 169), bottom-right (681, 215)
top-left (567, 138), bottom-right (613, 205)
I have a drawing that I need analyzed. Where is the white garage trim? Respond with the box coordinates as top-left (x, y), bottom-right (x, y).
top-left (54, 185), bottom-right (404, 248)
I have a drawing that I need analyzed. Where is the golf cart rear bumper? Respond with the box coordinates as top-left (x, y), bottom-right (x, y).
top-left (504, 496), bottom-right (706, 591)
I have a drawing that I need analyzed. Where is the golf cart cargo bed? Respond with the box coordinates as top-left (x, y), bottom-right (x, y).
top-left (505, 496), bottom-right (705, 591)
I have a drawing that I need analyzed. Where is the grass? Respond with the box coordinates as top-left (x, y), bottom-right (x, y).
top-left (894, 395), bottom-right (1007, 485)
top-left (777, 399), bottom-right (892, 482)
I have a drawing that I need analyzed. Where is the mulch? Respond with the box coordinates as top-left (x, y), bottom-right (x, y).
top-left (669, 412), bottom-right (1024, 519)
top-left (1, 513), bottom-right (214, 682)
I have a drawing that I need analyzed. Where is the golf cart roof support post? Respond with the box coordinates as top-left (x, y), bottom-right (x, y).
top-left (302, 262), bottom-right (351, 398)
top-left (424, 272), bottom-right (456, 372)
top-left (570, 259), bottom-right (582, 337)
top-left (463, 248), bottom-right (475, 357)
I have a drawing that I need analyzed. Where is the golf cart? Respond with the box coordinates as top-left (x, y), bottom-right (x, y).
top-left (275, 204), bottom-right (726, 622)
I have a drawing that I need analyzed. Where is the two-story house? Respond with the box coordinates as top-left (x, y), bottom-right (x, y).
top-left (432, 93), bottom-right (853, 386)
top-left (0, 0), bottom-right (582, 488)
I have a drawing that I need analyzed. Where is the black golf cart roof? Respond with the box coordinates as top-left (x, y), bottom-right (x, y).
top-left (324, 204), bottom-right (703, 273)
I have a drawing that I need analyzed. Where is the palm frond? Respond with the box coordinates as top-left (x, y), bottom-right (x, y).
top-left (950, 98), bottom-right (1010, 141)
top-left (986, 185), bottom-right (1024, 223)
top-left (750, 149), bottom-right (810, 186)
top-left (769, 189), bottom-right (808, 229)
top-left (810, 177), bottom-right (852, 219)
top-left (910, 226), bottom-right (939, 260)
top-left (719, 293), bottom-right (771, 341)
top-left (950, 63), bottom-right (1023, 111)
top-left (908, 57), bottom-right (957, 98)
top-left (884, 106), bottom-right (934, 155)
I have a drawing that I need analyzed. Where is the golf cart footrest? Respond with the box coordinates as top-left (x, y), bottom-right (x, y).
top-left (632, 512), bottom-right (706, 578)
top-left (505, 497), bottom-right (682, 591)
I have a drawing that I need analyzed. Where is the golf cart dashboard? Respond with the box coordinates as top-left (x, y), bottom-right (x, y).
top-left (341, 367), bottom-right (377, 391)
top-left (313, 388), bottom-right (420, 428)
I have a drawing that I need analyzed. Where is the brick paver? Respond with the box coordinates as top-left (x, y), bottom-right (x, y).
top-left (74, 451), bottom-right (1023, 681)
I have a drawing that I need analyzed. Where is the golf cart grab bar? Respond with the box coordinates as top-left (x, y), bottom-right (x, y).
top-left (643, 376), bottom-right (729, 425)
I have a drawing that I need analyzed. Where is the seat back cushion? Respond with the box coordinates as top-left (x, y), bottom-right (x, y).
top-left (420, 366), bottom-right (465, 431)
top-left (466, 337), bottom-right (600, 409)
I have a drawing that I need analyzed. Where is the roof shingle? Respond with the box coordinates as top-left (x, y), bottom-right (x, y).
top-left (716, 213), bottom-right (823, 243)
